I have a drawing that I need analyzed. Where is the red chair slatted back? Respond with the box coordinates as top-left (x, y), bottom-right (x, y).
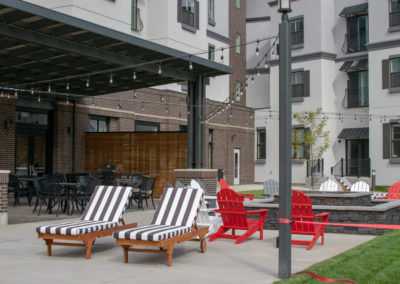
top-left (291, 190), bottom-right (315, 233)
top-left (388, 182), bottom-right (400, 199)
top-left (219, 178), bottom-right (229, 190)
top-left (217, 187), bottom-right (249, 229)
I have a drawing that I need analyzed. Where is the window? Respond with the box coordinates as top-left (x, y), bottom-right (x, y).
top-left (208, 45), bottom-right (215, 61)
top-left (290, 18), bottom-right (304, 45)
top-left (392, 123), bottom-right (400, 158)
top-left (208, 129), bottom-right (213, 168)
top-left (89, 116), bottom-right (108, 132)
top-left (390, 57), bottom-right (400, 88)
top-left (16, 111), bottom-right (48, 126)
top-left (178, 0), bottom-right (199, 30)
top-left (135, 120), bottom-right (160, 132)
top-left (347, 70), bottom-right (369, 107)
top-left (236, 0), bottom-right (240, 9)
top-left (292, 127), bottom-right (309, 159)
top-left (235, 34), bottom-right (241, 54)
top-left (347, 15), bottom-right (368, 52)
top-left (257, 129), bottom-right (266, 160)
top-left (291, 71), bottom-right (304, 97)
top-left (208, 0), bottom-right (215, 25)
top-left (235, 81), bottom-right (241, 102)
top-left (390, 0), bottom-right (400, 27)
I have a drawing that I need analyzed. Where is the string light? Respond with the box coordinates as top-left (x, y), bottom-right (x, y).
top-left (256, 40), bottom-right (260, 56)
top-left (264, 55), bottom-right (268, 68)
top-left (133, 90), bottom-right (137, 98)
top-left (109, 74), bottom-right (114, 84)
top-left (189, 56), bottom-right (193, 70)
top-left (86, 78), bottom-right (90, 88)
top-left (141, 101), bottom-right (144, 111)
top-left (31, 88), bottom-right (34, 95)
top-left (7, 92), bottom-right (9, 99)
top-left (158, 62), bottom-right (162, 74)
top-left (66, 81), bottom-right (70, 90)
top-left (220, 48), bottom-right (224, 64)
top-left (165, 104), bottom-right (169, 113)
top-left (37, 95), bottom-right (41, 102)
top-left (66, 95), bottom-right (70, 104)
top-left (48, 83), bottom-right (51, 92)
top-left (251, 74), bottom-right (254, 84)
top-left (116, 99), bottom-right (122, 109)
top-left (132, 71), bottom-right (137, 80)
top-left (14, 91), bottom-right (18, 98)
top-left (257, 68), bottom-right (260, 77)
top-left (0, 90), bottom-right (3, 98)
top-left (245, 83), bottom-right (248, 90)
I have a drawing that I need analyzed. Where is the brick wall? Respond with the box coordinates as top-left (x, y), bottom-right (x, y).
top-left (0, 98), bottom-right (16, 173)
top-left (174, 169), bottom-right (218, 195)
top-left (0, 170), bottom-right (9, 225)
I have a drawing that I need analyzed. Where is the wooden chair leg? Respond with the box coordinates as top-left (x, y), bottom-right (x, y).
top-left (83, 238), bottom-right (95, 259)
top-left (123, 245), bottom-right (129, 263)
top-left (167, 244), bottom-right (175, 267)
top-left (307, 232), bottom-right (321, 250)
top-left (45, 239), bottom-right (53, 256)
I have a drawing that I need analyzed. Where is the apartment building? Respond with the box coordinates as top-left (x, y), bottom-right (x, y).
top-left (246, 0), bottom-right (400, 186)
top-left (0, 0), bottom-right (253, 185)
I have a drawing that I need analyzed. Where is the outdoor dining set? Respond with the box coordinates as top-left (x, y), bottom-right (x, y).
top-left (8, 172), bottom-right (157, 216)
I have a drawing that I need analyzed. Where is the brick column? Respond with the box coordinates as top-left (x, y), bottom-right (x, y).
top-left (174, 169), bottom-right (218, 195)
top-left (0, 170), bottom-right (9, 225)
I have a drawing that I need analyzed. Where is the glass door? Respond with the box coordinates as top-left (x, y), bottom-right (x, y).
top-left (15, 133), bottom-right (47, 176)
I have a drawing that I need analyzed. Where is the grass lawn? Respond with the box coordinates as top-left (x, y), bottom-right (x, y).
top-left (238, 189), bottom-right (264, 199)
top-left (274, 230), bottom-right (400, 284)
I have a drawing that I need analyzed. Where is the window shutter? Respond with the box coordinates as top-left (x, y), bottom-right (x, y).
top-left (383, 123), bottom-right (390, 159)
top-left (304, 70), bottom-right (310, 97)
top-left (382, 59), bottom-right (389, 89)
top-left (195, 0), bottom-right (199, 30)
top-left (177, 0), bottom-right (182, 23)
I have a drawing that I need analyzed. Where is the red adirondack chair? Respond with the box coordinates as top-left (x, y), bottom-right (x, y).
top-left (378, 182), bottom-right (400, 199)
top-left (209, 187), bottom-right (267, 244)
top-left (291, 190), bottom-right (330, 250)
top-left (219, 178), bottom-right (254, 200)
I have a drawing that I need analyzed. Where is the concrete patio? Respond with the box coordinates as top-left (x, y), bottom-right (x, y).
top-left (0, 208), bottom-right (374, 284)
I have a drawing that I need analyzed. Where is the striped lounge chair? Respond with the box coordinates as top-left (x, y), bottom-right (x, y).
top-left (37, 186), bottom-right (137, 259)
top-left (114, 185), bottom-right (208, 266)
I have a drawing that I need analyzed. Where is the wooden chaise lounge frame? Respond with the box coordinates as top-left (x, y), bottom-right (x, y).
top-left (114, 186), bottom-right (208, 266)
top-left (37, 185), bottom-right (137, 259)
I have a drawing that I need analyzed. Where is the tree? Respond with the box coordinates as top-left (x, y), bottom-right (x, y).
top-left (293, 108), bottom-right (331, 186)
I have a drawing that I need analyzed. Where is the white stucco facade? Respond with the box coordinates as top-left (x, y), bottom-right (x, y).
top-left (247, 0), bottom-right (400, 186)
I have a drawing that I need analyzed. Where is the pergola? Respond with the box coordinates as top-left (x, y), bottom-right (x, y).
top-left (0, 0), bottom-right (231, 168)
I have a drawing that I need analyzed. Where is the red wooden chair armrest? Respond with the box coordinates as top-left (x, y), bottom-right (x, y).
top-left (245, 209), bottom-right (268, 215)
top-left (239, 193), bottom-right (254, 200)
top-left (377, 197), bottom-right (388, 199)
top-left (314, 212), bottom-right (329, 218)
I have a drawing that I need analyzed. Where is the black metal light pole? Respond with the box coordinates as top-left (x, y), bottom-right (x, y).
top-left (278, 0), bottom-right (292, 279)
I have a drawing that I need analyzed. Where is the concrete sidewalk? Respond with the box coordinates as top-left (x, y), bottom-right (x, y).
top-left (0, 209), bottom-right (374, 284)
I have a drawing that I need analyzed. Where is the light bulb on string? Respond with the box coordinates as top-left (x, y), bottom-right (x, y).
top-left (141, 101), bottom-right (144, 111)
top-left (220, 48), bottom-right (224, 64)
top-left (31, 88), bottom-right (34, 95)
top-left (165, 104), bottom-right (169, 113)
top-left (14, 91), bottom-right (18, 98)
top-left (66, 81), bottom-right (70, 90)
top-left (251, 75), bottom-right (254, 84)
top-left (7, 92), bottom-right (10, 99)
top-left (48, 83), bottom-right (51, 92)
top-left (256, 40), bottom-right (260, 56)
top-left (37, 95), bottom-right (41, 102)
top-left (66, 96), bottom-right (70, 104)
top-left (86, 78), bottom-right (90, 88)
top-left (257, 68), bottom-right (260, 77)
top-left (264, 54), bottom-right (268, 68)
top-left (245, 83), bottom-right (248, 90)
top-left (250, 112), bottom-right (253, 119)
top-left (109, 74), bottom-right (113, 84)
top-left (133, 90), bottom-right (137, 98)
top-left (116, 99), bottom-right (122, 109)
top-left (133, 71), bottom-right (137, 80)
top-left (0, 90), bottom-right (3, 98)
top-left (189, 56), bottom-right (193, 70)
top-left (158, 62), bottom-right (162, 74)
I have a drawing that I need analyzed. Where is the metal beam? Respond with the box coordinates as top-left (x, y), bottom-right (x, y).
top-left (0, 22), bottom-right (198, 82)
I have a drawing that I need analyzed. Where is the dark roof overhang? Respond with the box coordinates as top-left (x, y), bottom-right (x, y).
top-left (339, 3), bottom-right (368, 17)
top-left (339, 59), bottom-right (368, 72)
top-left (338, 128), bottom-right (369, 139)
top-left (0, 0), bottom-right (232, 98)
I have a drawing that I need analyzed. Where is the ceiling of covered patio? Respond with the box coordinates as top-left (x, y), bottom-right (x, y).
top-left (0, 0), bottom-right (231, 99)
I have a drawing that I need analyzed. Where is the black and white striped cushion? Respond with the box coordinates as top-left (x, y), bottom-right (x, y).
top-left (151, 186), bottom-right (203, 227)
top-left (37, 220), bottom-right (117, 236)
top-left (81, 185), bottom-right (132, 223)
top-left (113, 224), bottom-right (191, 241)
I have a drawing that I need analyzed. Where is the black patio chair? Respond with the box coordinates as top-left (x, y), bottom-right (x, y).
top-left (139, 176), bottom-right (156, 209)
top-left (13, 178), bottom-right (33, 207)
top-left (97, 172), bottom-right (116, 186)
top-left (73, 175), bottom-right (98, 213)
top-left (37, 177), bottom-right (67, 216)
top-left (32, 177), bottom-right (46, 214)
top-left (126, 175), bottom-right (143, 208)
top-left (65, 173), bottom-right (89, 183)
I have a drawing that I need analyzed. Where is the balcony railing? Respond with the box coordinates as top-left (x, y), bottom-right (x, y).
top-left (343, 87), bottom-right (369, 108)
top-left (331, 158), bottom-right (371, 178)
top-left (345, 32), bottom-right (367, 53)
top-left (182, 8), bottom-right (195, 27)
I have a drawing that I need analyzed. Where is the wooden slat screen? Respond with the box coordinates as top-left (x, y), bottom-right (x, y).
top-left (85, 132), bottom-right (187, 197)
